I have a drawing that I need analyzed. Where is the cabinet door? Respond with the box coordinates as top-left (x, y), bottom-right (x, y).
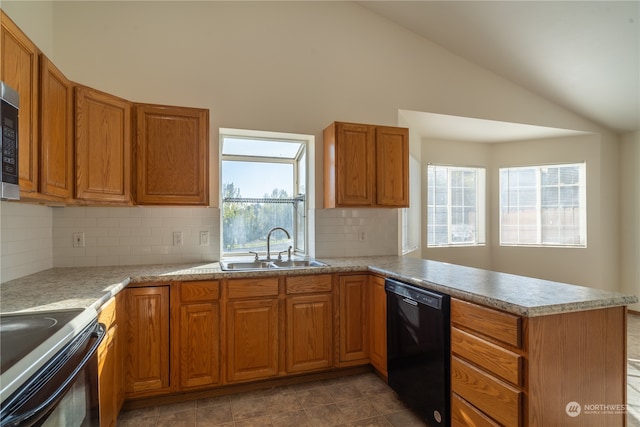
top-left (338, 275), bottom-right (369, 363)
top-left (369, 276), bottom-right (387, 377)
top-left (375, 126), bottom-right (409, 207)
top-left (177, 301), bottom-right (220, 389)
top-left (226, 298), bottom-right (279, 382)
top-left (325, 122), bottom-right (374, 207)
top-left (39, 55), bottom-right (73, 200)
top-left (134, 104), bottom-right (209, 205)
top-left (97, 296), bottom-right (123, 426)
top-left (97, 325), bottom-right (118, 427)
top-left (286, 294), bottom-right (333, 373)
top-left (1, 11), bottom-right (39, 194)
top-left (125, 286), bottom-right (170, 396)
top-left (75, 85), bottom-right (132, 203)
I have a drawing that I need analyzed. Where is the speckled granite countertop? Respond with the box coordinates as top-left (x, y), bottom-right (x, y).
top-left (0, 256), bottom-right (636, 317)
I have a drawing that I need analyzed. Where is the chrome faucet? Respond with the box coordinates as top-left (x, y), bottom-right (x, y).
top-left (266, 227), bottom-right (291, 261)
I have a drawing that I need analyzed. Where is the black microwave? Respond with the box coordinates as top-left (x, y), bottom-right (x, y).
top-left (1, 81), bottom-right (19, 200)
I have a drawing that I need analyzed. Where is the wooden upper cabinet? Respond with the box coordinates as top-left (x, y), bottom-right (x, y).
top-left (134, 104), bottom-right (209, 205)
top-left (1, 11), bottom-right (39, 195)
top-left (324, 121), bottom-right (408, 208)
top-left (75, 85), bottom-right (132, 204)
top-left (39, 55), bottom-right (73, 200)
top-left (375, 126), bottom-right (409, 207)
top-left (324, 122), bottom-right (374, 207)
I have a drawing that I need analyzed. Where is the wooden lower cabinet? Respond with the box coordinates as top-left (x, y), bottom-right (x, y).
top-left (285, 275), bottom-right (333, 373)
top-left (226, 298), bottom-right (279, 382)
top-left (124, 286), bottom-right (170, 398)
top-left (451, 298), bottom-right (524, 427)
top-left (337, 274), bottom-right (369, 365)
top-left (451, 298), bottom-right (627, 427)
top-left (369, 275), bottom-right (387, 377)
top-left (173, 281), bottom-right (221, 389)
top-left (225, 277), bottom-right (280, 383)
top-left (97, 295), bottom-right (124, 427)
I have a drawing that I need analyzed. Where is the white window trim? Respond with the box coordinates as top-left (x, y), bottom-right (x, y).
top-left (499, 162), bottom-right (587, 248)
top-left (427, 164), bottom-right (486, 248)
top-left (219, 128), bottom-right (316, 258)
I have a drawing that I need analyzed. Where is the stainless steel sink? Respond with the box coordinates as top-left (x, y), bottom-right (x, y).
top-left (219, 261), bottom-right (276, 271)
top-left (271, 259), bottom-right (328, 268)
top-left (219, 258), bottom-right (328, 271)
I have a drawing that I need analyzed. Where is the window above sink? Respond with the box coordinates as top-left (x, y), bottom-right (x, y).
top-left (219, 128), bottom-right (315, 260)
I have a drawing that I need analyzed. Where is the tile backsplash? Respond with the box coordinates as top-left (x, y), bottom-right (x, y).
top-left (1, 202), bottom-right (53, 283)
top-left (52, 206), bottom-right (220, 268)
top-left (1, 202), bottom-right (400, 282)
top-left (314, 208), bottom-right (399, 257)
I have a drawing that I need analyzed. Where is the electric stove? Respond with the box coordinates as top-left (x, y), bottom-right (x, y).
top-left (0, 307), bottom-right (98, 404)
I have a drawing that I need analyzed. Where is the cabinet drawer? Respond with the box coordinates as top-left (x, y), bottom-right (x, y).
top-left (98, 297), bottom-right (117, 329)
top-left (227, 278), bottom-right (279, 299)
top-left (451, 327), bottom-right (523, 386)
top-left (451, 356), bottom-right (522, 427)
top-left (286, 275), bottom-right (332, 294)
top-left (451, 393), bottom-right (500, 427)
top-left (180, 280), bottom-right (220, 302)
top-left (451, 299), bottom-right (521, 347)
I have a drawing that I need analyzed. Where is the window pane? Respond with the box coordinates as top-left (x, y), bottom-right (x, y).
top-left (222, 137), bottom-right (302, 159)
top-left (223, 200), bottom-right (294, 253)
top-left (500, 163), bottom-right (586, 247)
top-left (427, 165), bottom-right (485, 247)
top-left (221, 133), bottom-right (308, 256)
top-left (222, 161), bottom-right (293, 198)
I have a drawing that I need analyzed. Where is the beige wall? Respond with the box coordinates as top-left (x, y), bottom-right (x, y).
top-left (1, 1), bottom-right (54, 57)
top-left (420, 134), bottom-right (624, 292)
top-left (421, 139), bottom-right (492, 269)
top-left (489, 134), bottom-right (618, 290)
top-left (25, 0), bottom-right (616, 208)
top-left (621, 131), bottom-right (640, 311)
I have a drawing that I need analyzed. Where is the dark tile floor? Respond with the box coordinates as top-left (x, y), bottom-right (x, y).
top-left (119, 372), bottom-right (424, 427)
top-left (119, 313), bottom-right (640, 427)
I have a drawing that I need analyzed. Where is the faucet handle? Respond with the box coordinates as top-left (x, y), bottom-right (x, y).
top-left (249, 251), bottom-right (259, 261)
top-left (277, 246), bottom-right (293, 261)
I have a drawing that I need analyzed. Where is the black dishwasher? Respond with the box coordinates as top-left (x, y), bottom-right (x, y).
top-left (385, 278), bottom-right (450, 426)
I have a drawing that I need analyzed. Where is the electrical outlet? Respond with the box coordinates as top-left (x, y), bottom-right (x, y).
top-left (199, 231), bottom-right (210, 246)
top-left (172, 231), bottom-right (183, 246)
top-left (72, 232), bottom-right (85, 248)
top-left (359, 231), bottom-right (367, 242)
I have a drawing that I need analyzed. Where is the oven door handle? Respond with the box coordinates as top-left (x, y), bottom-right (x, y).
top-left (0, 323), bottom-right (105, 427)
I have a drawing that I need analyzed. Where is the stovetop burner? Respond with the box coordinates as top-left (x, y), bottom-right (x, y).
top-left (0, 307), bottom-right (97, 403)
top-left (0, 316), bottom-right (58, 333)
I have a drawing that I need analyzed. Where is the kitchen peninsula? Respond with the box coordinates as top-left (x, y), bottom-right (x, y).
top-left (1, 256), bottom-right (637, 426)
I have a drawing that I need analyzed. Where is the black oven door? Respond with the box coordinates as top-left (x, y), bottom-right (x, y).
top-left (0, 321), bottom-right (105, 427)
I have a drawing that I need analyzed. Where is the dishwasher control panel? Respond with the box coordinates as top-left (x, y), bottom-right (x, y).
top-left (384, 278), bottom-right (444, 309)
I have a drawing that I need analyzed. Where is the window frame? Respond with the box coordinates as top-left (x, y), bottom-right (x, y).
top-left (220, 131), bottom-right (310, 258)
top-left (499, 162), bottom-right (587, 248)
top-left (426, 164), bottom-right (486, 248)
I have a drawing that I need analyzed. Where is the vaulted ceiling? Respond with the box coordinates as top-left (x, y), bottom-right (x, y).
top-left (358, 1), bottom-right (639, 135)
